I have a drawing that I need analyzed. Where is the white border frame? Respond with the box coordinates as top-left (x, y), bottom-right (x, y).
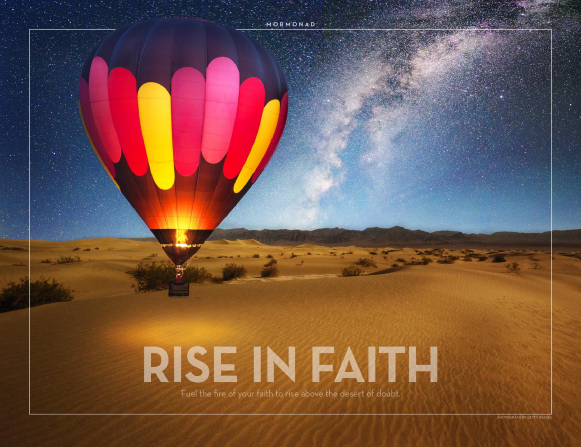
top-left (28, 27), bottom-right (553, 416)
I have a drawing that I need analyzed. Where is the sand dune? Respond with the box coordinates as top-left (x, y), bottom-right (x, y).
top-left (0, 238), bottom-right (579, 445)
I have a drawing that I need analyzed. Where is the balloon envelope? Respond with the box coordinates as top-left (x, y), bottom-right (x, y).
top-left (79, 19), bottom-right (288, 265)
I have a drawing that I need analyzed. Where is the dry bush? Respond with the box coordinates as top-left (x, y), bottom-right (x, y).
top-left (261, 265), bottom-right (279, 277)
top-left (341, 265), bottom-right (363, 277)
top-left (264, 259), bottom-right (277, 267)
top-left (128, 262), bottom-right (212, 292)
top-left (55, 255), bottom-right (81, 264)
top-left (222, 263), bottom-right (247, 281)
top-left (505, 262), bottom-right (520, 274)
top-left (1, 276), bottom-right (74, 313)
top-left (355, 258), bottom-right (377, 268)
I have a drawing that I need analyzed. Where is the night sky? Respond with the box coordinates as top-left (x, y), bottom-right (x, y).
top-left (1, 1), bottom-right (580, 240)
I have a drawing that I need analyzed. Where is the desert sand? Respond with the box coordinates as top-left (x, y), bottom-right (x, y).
top-left (0, 237), bottom-right (579, 445)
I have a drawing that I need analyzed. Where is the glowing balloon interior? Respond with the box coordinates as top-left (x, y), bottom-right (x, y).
top-left (79, 19), bottom-right (288, 268)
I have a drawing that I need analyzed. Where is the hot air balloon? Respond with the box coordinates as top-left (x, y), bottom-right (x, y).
top-left (79, 19), bottom-right (288, 295)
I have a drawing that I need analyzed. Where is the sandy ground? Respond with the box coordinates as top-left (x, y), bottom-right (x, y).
top-left (0, 238), bottom-right (579, 446)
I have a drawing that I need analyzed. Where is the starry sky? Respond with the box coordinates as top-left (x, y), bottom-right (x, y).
top-left (1, 1), bottom-right (580, 240)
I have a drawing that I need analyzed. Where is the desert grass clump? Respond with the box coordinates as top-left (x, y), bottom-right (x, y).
top-left (391, 263), bottom-right (399, 268)
top-left (0, 276), bottom-right (74, 313)
top-left (72, 247), bottom-right (80, 251)
top-left (396, 258), bottom-right (405, 263)
top-left (478, 256), bottom-right (488, 261)
top-left (261, 265), bottom-right (279, 278)
top-left (222, 263), bottom-right (247, 281)
top-left (290, 252), bottom-right (298, 258)
top-left (252, 254), bottom-right (260, 258)
top-left (40, 258), bottom-right (51, 263)
top-left (264, 258), bottom-right (277, 267)
top-left (210, 276), bottom-right (224, 284)
top-left (183, 266), bottom-right (212, 284)
top-left (531, 262), bottom-right (542, 269)
top-left (406, 257), bottom-right (433, 266)
top-left (129, 262), bottom-right (174, 292)
top-left (55, 255), bottom-right (81, 264)
top-left (83, 248), bottom-right (91, 251)
top-left (355, 257), bottom-right (377, 268)
top-left (341, 265), bottom-right (363, 277)
top-left (2, 246), bottom-right (24, 251)
top-left (12, 262), bottom-right (26, 267)
top-left (505, 262), bottom-right (520, 274)
top-left (266, 254), bottom-right (274, 258)
top-left (128, 262), bottom-right (212, 292)
top-left (437, 255), bottom-right (458, 264)
top-left (491, 255), bottom-right (506, 263)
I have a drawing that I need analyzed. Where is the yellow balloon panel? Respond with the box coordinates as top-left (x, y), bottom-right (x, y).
top-left (138, 82), bottom-right (175, 190)
top-left (233, 99), bottom-right (280, 193)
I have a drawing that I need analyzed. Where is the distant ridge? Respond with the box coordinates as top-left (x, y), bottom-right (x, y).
top-left (130, 226), bottom-right (581, 250)
top-left (201, 226), bottom-right (581, 250)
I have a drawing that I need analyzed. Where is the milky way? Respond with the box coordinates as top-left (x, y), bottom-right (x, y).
top-left (1, 1), bottom-right (579, 240)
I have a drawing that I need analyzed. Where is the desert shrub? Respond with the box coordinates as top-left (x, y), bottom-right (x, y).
top-left (478, 256), bottom-right (488, 261)
top-left (290, 253), bottom-right (298, 258)
top-left (252, 254), bottom-right (260, 258)
top-left (128, 262), bottom-right (211, 292)
top-left (261, 265), bottom-right (279, 277)
top-left (505, 262), bottom-right (520, 274)
top-left (491, 255), bottom-right (506, 263)
top-left (296, 260), bottom-right (304, 266)
top-left (437, 256), bottom-right (457, 264)
top-left (128, 262), bottom-right (175, 292)
top-left (531, 262), bottom-right (542, 269)
top-left (210, 276), bottom-right (224, 284)
top-left (266, 254), bottom-right (274, 258)
top-left (2, 246), bottom-right (24, 251)
top-left (341, 265), bottom-right (363, 277)
top-left (406, 257), bottom-right (433, 266)
top-left (183, 266), bottom-right (212, 284)
top-left (95, 247), bottom-right (99, 250)
top-left (462, 256), bottom-right (472, 262)
top-left (369, 251), bottom-right (378, 255)
top-left (355, 258), bottom-right (377, 268)
top-left (264, 258), bottom-right (277, 267)
top-left (40, 258), bottom-right (51, 263)
top-left (83, 248), bottom-right (91, 251)
top-left (307, 252), bottom-right (312, 255)
top-left (55, 255), bottom-right (80, 264)
top-left (396, 258), bottom-right (405, 263)
top-left (12, 263), bottom-right (26, 267)
top-left (72, 247), bottom-right (80, 251)
top-left (222, 263), bottom-right (247, 281)
top-left (0, 276), bottom-right (74, 313)
top-left (204, 256), bottom-right (214, 260)
top-left (347, 251), bottom-right (354, 255)
top-left (391, 263), bottom-right (399, 268)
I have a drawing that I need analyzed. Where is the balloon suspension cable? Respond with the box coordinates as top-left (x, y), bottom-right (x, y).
top-left (175, 264), bottom-right (185, 283)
